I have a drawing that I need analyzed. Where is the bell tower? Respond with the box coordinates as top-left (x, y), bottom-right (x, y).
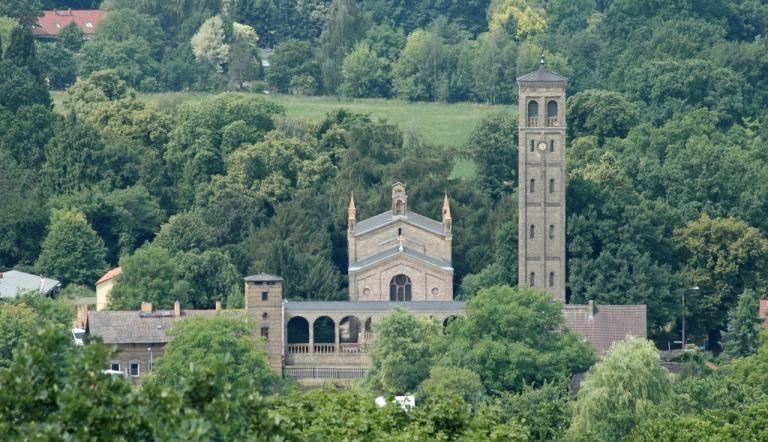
top-left (517, 58), bottom-right (567, 303)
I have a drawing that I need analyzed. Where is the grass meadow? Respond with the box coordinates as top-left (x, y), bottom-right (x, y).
top-left (51, 91), bottom-right (511, 178)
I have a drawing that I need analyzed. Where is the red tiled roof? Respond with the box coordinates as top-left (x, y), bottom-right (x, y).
top-left (760, 299), bottom-right (768, 322)
top-left (96, 266), bottom-right (122, 285)
top-left (563, 304), bottom-right (647, 355)
top-left (31, 10), bottom-right (106, 37)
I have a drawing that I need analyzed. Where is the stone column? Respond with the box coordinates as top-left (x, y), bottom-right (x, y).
top-left (309, 323), bottom-right (314, 354)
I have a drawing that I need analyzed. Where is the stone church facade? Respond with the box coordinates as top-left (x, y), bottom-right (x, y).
top-left (87, 64), bottom-right (648, 383)
top-left (347, 183), bottom-right (454, 302)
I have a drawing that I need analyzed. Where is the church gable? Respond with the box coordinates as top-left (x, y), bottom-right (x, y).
top-left (348, 183), bottom-right (454, 301)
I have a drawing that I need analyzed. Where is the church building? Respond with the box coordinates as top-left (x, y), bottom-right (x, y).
top-left (347, 182), bottom-right (454, 302)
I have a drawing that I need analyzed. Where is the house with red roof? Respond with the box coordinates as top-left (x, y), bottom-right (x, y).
top-left (31, 9), bottom-right (106, 39)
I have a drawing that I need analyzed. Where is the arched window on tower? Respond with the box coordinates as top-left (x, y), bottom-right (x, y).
top-left (527, 101), bottom-right (539, 127)
top-left (549, 224), bottom-right (555, 239)
top-left (530, 224), bottom-right (535, 239)
top-left (390, 274), bottom-right (412, 301)
top-left (395, 199), bottom-right (404, 216)
top-left (530, 272), bottom-right (535, 287)
top-left (530, 140), bottom-right (535, 152)
top-left (546, 100), bottom-right (558, 126)
top-left (549, 140), bottom-right (555, 152)
top-left (549, 178), bottom-right (555, 193)
top-left (530, 178), bottom-right (535, 193)
top-left (549, 272), bottom-right (555, 287)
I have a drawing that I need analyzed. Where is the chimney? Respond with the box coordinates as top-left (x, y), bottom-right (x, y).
top-left (140, 302), bottom-right (153, 313)
top-left (588, 300), bottom-right (595, 320)
top-left (215, 300), bottom-right (222, 312)
top-left (174, 300), bottom-right (181, 317)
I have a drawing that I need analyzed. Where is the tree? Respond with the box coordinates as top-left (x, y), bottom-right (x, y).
top-left (0, 153), bottom-right (47, 268)
top-left (153, 211), bottom-right (215, 254)
top-left (266, 38), bottom-right (320, 94)
top-left (6, 26), bottom-right (40, 76)
top-left (149, 315), bottom-right (279, 393)
top-left (0, 60), bottom-right (50, 112)
top-left (175, 250), bottom-right (241, 309)
top-left (722, 289), bottom-right (761, 360)
top-left (674, 215), bottom-right (768, 348)
top-left (190, 15), bottom-right (229, 72)
top-left (366, 308), bottom-right (443, 394)
top-left (0, 303), bottom-right (39, 368)
top-left (444, 285), bottom-right (595, 393)
top-left (568, 336), bottom-right (672, 442)
top-left (93, 8), bottom-right (163, 59)
top-left (469, 30), bottom-right (517, 104)
top-left (340, 42), bottom-right (390, 98)
top-left (57, 22), bottom-right (85, 52)
top-left (392, 29), bottom-right (450, 101)
top-left (0, 0), bottom-right (41, 27)
top-left (465, 113), bottom-right (517, 202)
top-left (487, 0), bottom-right (547, 37)
top-left (42, 117), bottom-right (107, 195)
top-left (500, 382), bottom-right (572, 441)
top-left (317, 0), bottom-right (370, 94)
top-left (78, 37), bottom-right (159, 89)
top-left (418, 366), bottom-right (485, 407)
top-left (35, 209), bottom-right (108, 286)
top-left (567, 89), bottom-right (640, 140)
top-left (228, 22), bottom-right (259, 90)
top-left (36, 42), bottom-right (77, 89)
top-left (362, 24), bottom-right (406, 61)
top-left (108, 245), bottom-right (191, 310)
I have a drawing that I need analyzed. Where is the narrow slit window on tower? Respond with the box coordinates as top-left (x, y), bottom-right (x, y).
top-left (530, 224), bottom-right (535, 239)
top-left (549, 224), bottom-right (554, 239)
top-left (530, 140), bottom-right (535, 152)
top-left (549, 140), bottom-right (555, 152)
top-left (530, 178), bottom-right (535, 193)
top-left (549, 178), bottom-right (555, 193)
top-left (549, 272), bottom-right (555, 287)
top-left (530, 272), bottom-right (535, 287)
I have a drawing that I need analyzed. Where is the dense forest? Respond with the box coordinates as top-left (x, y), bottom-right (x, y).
top-left (2, 0), bottom-right (768, 439)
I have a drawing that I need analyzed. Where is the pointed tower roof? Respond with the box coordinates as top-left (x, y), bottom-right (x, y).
top-left (517, 55), bottom-right (567, 84)
top-left (442, 193), bottom-right (452, 220)
top-left (348, 191), bottom-right (356, 211)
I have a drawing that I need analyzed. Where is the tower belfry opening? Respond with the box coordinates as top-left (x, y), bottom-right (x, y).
top-left (516, 62), bottom-right (567, 303)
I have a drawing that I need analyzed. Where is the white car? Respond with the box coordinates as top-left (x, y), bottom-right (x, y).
top-left (72, 328), bottom-right (85, 346)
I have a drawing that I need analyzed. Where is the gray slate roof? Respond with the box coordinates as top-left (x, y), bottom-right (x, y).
top-left (355, 210), bottom-right (445, 236)
top-left (286, 300), bottom-right (465, 313)
top-left (244, 273), bottom-right (284, 282)
top-left (349, 246), bottom-right (453, 272)
top-left (88, 309), bottom-right (221, 344)
top-left (0, 270), bottom-right (60, 299)
top-left (517, 66), bottom-right (567, 84)
top-left (563, 304), bottom-right (647, 355)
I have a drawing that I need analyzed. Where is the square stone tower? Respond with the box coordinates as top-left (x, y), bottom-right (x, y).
top-left (244, 273), bottom-right (284, 373)
top-left (517, 60), bottom-right (567, 303)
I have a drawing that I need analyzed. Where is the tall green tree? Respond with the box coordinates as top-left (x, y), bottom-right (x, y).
top-left (108, 244), bottom-right (191, 310)
top-left (150, 315), bottom-right (279, 393)
top-left (266, 38), bottom-right (320, 94)
top-left (568, 336), bottom-right (672, 442)
top-left (57, 22), bottom-right (85, 52)
top-left (0, 0), bottom-right (42, 26)
top-left (567, 89), bottom-right (640, 140)
top-left (35, 209), bottom-right (108, 286)
top-left (721, 289), bottom-right (761, 360)
top-left (340, 42), bottom-right (390, 98)
top-left (317, 0), bottom-right (370, 94)
top-left (444, 285), bottom-right (595, 393)
top-left (42, 117), bottom-right (107, 195)
top-left (674, 215), bottom-right (768, 348)
top-left (366, 308), bottom-right (444, 394)
top-left (465, 112), bottom-right (517, 203)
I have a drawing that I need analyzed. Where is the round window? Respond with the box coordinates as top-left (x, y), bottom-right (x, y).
top-left (363, 288), bottom-right (371, 296)
top-left (431, 287), bottom-right (439, 296)
top-left (395, 274), bottom-right (408, 285)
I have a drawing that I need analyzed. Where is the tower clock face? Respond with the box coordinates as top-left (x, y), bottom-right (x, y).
top-left (538, 142), bottom-right (548, 152)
